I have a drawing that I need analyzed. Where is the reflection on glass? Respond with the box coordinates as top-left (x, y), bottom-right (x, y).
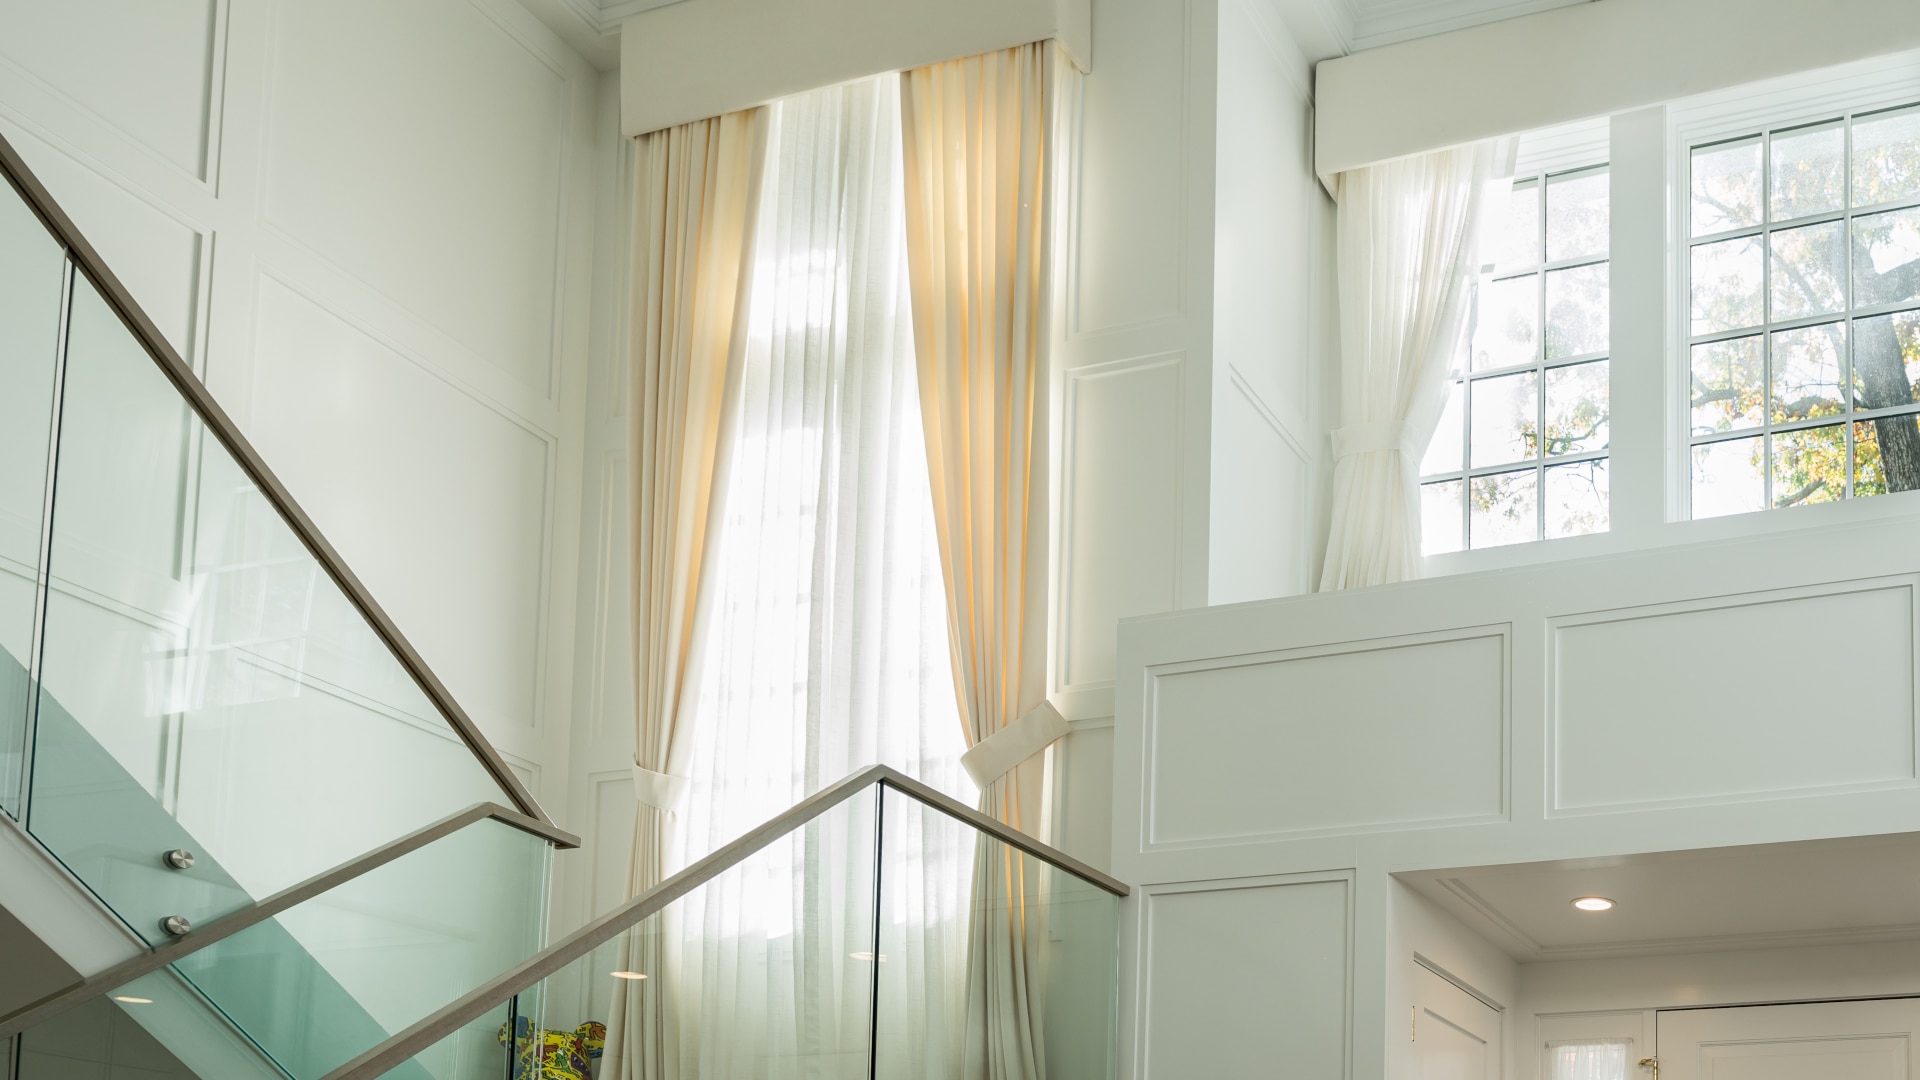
top-left (1544, 360), bottom-right (1609, 457)
top-left (1472, 274), bottom-right (1539, 371)
top-left (1546, 264), bottom-right (1609, 359)
top-left (1469, 469), bottom-right (1537, 548)
top-left (170, 817), bottom-right (550, 1080)
top-left (1545, 460), bottom-right (1609, 540)
top-left (1421, 382), bottom-right (1464, 476)
top-left (1488, 178), bottom-right (1541, 269)
top-left (1421, 481), bottom-right (1464, 556)
top-left (1771, 424), bottom-right (1845, 507)
top-left (1854, 310), bottom-right (1920, 410)
top-left (1769, 220), bottom-right (1847, 320)
top-left (1692, 138), bottom-right (1764, 236)
top-left (1690, 336), bottom-right (1765, 434)
top-left (32, 275), bottom-right (508, 942)
top-left (1546, 168), bottom-right (1609, 262)
top-left (1770, 120), bottom-right (1845, 221)
top-left (0, 176), bottom-right (65, 818)
top-left (1769, 323), bottom-right (1846, 424)
top-left (1852, 206), bottom-right (1920, 309)
top-left (1854, 414), bottom-right (1920, 497)
top-left (1470, 370), bottom-right (1539, 468)
top-left (1691, 235), bottom-right (1765, 334)
top-left (1853, 104), bottom-right (1920, 207)
top-left (1692, 436), bottom-right (1765, 518)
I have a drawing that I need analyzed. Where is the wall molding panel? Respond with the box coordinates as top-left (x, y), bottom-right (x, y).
top-left (1141, 625), bottom-right (1511, 850)
top-left (1548, 577), bottom-right (1920, 817)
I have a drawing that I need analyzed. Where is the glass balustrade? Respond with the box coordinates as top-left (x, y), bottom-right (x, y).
top-left (10, 814), bottom-right (551, 1080)
top-left (368, 777), bottom-right (1121, 1080)
top-left (0, 154), bottom-right (545, 947)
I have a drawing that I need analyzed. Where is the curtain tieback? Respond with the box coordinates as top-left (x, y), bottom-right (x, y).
top-left (961, 701), bottom-right (1071, 789)
top-left (632, 763), bottom-right (689, 812)
top-left (1331, 421), bottom-right (1416, 460)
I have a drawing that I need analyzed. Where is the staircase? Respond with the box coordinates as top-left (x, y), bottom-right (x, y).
top-left (0, 130), bottom-right (1123, 1080)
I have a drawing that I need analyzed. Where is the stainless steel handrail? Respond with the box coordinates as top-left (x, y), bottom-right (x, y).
top-left (0, 800), bottom-right (573, 1040)
top-left (0, 130), bottom-right (561, 833)
top-left (320, 764), bottom-right (1128, 1080)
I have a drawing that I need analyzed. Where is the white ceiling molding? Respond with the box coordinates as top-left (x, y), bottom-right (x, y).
top-left (512, 0), bottom-right (689, 71)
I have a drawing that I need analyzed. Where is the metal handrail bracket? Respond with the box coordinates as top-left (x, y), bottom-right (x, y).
top-left (320, 764), bottom-right (1128, 1080)
top-left (0, 801), bottom-right (575, 1040)
top-left (0, 129), bottom-right (560, 832)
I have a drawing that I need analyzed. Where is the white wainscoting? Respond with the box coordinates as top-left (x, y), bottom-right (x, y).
top-left (1144, 626), bottom-right (1509, 848)
top-left (0, 0), bottom-right (605, 834)
top-left (1549, 578), bottom-right (1920, 815)
top-left (1129, 872), bottom-right (1352, 1080)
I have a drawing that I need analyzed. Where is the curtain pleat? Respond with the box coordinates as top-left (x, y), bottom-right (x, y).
top-left (1319, 143), bottom-right (1501, 591)
top-left (898, 41), bottom-right (1054, 1080)
top-left (606, 106), bottom-right (769, 1080)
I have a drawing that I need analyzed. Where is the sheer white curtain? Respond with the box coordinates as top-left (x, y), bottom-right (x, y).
top-left (1320, 142), bottom-right (1504, 590)
top-left (655, 73), bottom-right (974, 1079)
top-left (1549, 1042), bottom-right (1629, 1080)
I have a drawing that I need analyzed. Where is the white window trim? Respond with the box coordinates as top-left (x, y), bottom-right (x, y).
top-left (1419, 46), bottom-right (1920, 581)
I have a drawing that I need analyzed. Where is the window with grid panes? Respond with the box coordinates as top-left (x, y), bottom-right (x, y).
top-left (1420, 166), bottom-right (1612, 553)
top-left (1687, 104), bottom-right (1920, 517)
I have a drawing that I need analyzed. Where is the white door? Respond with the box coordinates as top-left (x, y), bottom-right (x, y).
top-left (1658, 998), bottom-right (1920, 1080)
top-left (1412, 965), bottom-right (1501, 1080)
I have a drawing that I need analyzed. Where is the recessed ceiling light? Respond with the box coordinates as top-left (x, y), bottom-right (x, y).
top-left (609, 971), bottom-right (648, 980)
top-left (112, 995), bottom-right (154, 1004)
top-left (1572, 896), bottom-right (1615, 912)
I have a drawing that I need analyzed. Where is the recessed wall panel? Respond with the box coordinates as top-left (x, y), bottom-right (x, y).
top-left (1552, 582), bottom-right (1917, 813)
top-left (1141, 878), bottom-right (1348, 1080)
top-left (248, 276), bottom-right (549, 735)
top-left (1147, 630), bottom-right (1506, 846)
top-left (1059, 356), bottom-right (1184, 691)
top-left (262, 0), bottom-right (567, 394)
top-left (0, 0), bottom-right (217, 177)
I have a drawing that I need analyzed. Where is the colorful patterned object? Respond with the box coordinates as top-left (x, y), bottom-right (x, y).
top-left (497, 1017), bottom-right (607, 1080)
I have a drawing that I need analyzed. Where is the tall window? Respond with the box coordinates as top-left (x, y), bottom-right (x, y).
top-left (1687, 104), bottom-right (1920, 516)
top-left (1421, 165), bottom-right (1613, 553)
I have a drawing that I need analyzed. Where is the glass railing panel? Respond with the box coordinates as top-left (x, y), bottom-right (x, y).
top-left (27, 269), bottom-right (516, 935)
top-left (173, 815), bottom-right (550, 1080)
top-left (0, 175), bottom-right (65, 819)
top-left (10, 814), bottom-right (551, 1080)
top-left (872, 786), bottom-right (1120, 1080)
top-left (394, 789), bottom-right (880, 1080)
top-left (14, 968), bottom-right (285, 1080)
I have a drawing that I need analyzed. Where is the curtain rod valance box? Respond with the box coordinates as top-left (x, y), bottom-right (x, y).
top-left (618, 0), bottom-right (1088, 137)
top-left (1314, 0), bottom-right (1920, 183)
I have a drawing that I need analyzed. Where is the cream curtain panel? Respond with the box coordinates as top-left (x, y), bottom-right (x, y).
top-left (899, 41), bottom-right (1056, 1080)
top-left (1319, 142), bottom-right (1501, 591)
top-left (605, 107), bottom-right (769, 1080)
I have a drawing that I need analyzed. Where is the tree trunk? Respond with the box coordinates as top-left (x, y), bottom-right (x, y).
top-left (1852, 251), bottom-right (1920, 492)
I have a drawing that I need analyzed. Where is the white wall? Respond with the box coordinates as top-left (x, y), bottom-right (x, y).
top-left (1116, 506), bottom-right (1920, 1079)
top-left (1046, 0), bottom-right (1335, 875)
top-left (0, 0), bottom-right (610, 927)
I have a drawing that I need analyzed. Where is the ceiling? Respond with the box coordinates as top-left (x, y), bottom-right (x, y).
top-left (1400, 831), bottom-right (1920, 962)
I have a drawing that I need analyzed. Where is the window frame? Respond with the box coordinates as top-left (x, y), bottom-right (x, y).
top-left (1419, 126), bottom-right (1614, 557)
top-left (1668, 56), bottom-right (1920, 524)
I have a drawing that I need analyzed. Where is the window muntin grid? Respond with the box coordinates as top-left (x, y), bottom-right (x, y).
top-left (1421, 165), bottom-right (1613, 554)
top-left (1687, 103), bottom-right (1920, 518)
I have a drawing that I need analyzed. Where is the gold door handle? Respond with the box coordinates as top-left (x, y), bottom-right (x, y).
top-left (1639, 1058), bottom-right (1660, 1079)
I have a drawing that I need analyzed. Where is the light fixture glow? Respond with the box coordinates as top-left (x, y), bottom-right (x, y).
top-left (609, 971), bottom-right (648, 980)
top-left (112, 995), bottom-right (154, 1005)
top-left (1571, 896), bottom-right (1615, 912)
top-left (849, 951), bottom-right (888, 963)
